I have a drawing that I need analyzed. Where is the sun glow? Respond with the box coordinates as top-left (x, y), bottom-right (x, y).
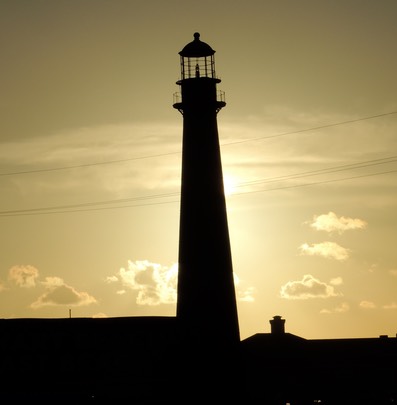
top-left (223, 174), bottom-right (237, 196)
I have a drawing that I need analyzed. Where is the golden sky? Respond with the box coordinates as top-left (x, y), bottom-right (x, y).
top-left (1, 0), bottom-right (397, 340)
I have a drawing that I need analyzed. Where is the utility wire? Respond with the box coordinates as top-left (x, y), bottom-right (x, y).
top-left (222, 110), bottom-right (397, 146)
top-left (0, 152), bottom-right (179, 177)
top-left (0, 191), bottom-right (179, 215)
top-left (234, 156), bottom-right (397, 188)
top-left (0, 199), bottom-right (178, 217)
top-left (1, 156), bottom-right (395, 217)
top-left (1, 110), bottom-right (396, 177)
top-left (232, 169), bottom-right (397, 197)
top-left (1, 169), bottom-right (395, 217)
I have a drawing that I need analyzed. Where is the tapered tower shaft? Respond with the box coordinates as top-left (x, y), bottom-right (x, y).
top-left (173, 33), bottom-right (240, 347)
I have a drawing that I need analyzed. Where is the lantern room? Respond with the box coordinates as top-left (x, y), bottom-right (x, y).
top-left (177, 32), bottom-right (218, 81)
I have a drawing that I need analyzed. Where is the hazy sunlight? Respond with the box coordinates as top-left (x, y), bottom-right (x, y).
top-left (223, 174), bottom-right (237, 196)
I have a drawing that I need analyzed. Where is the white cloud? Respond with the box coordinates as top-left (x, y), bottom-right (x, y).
top-left (30, 277), bottom-right (97, 309)
top-left (308, 211), bottom-right (367, 234)
top-left (368, 264), bottom-right (379, 273)
top-left (0, 122), bottom-right (182, 197)
top-left (320, 302), bottom-right (350, 314)
top-left (116, 289), bottom-right (126, 295)
top-left (118, 260), bottom-right (178, 306)
top-left (299, 241), bottom-right (350, 261)
top-left (334, 303), bottom-right (350, 312)
top-left (8, 265), bottom-right (39, 288)
top-left (383, 302), bottom-right (397, 309)
top-left (359, 300), bottom-right (376, 309)
top-left (280, 274), bottom-right (340, 299)
top-left (106, 275), bottom-right (118, 283)
top-left (92, 312), bottom-right (108, 318)
top-left (237, 288), bottom-right (255, 302)
top-left (233, 273), bottom-right (255, 302)
top-left (113, 260), bottom-right (254, 306)
top-left (330, 277), bottom-right (343, 286)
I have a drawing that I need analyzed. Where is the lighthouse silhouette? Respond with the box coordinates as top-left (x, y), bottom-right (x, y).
top-left (173, 32), bottom-right (240, 347)
top-left (173, 33), bottom-right (242, 399)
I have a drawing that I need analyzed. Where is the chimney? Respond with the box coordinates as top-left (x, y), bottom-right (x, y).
top-left (270, 315), bottom-right (285, 335)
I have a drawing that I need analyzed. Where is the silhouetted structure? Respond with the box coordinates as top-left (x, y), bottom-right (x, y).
top-left (174, 31), bottom-right (240, 350)
top-left (172, 32), bottom-right (242, 402)
top-left (242, 316), bottom-right (397, 405)
top-left (0, 34), bottom-right (396, 404)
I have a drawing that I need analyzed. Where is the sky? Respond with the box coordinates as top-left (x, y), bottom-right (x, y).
top-left (0, 0), bottom-right (396, 341)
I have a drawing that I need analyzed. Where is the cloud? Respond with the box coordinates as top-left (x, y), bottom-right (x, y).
top-left (368, 264), bottom-right (379, 273)
top-left (383, 302), bottom-right (397, 309)
top-left (92, 312), bottom-right (108, 318)
top-left (117, 260), bottom-right (178, 306)
top-left (237, 287), bottom-right (255, 302)
top-left (0, 122), bottom-right (182, 197)
top-left (30, 277), bottom-right (97, 309)
top-left (280, 274), bottom-right (340, 299)
top-left (389, 269), bottom-right (397, 277)
top-left (308, 211), bottom-right (367, 234)
top-left (320, 302), bottom-right (350, 314)
top-left (112, 260), bottom-right (255, 306)
top-left (359, 300), bottom-right (376, 309)
top-left (233, 273), bottom-right (255, 302)
top-left (116, 289), bottom-right (126, 295)
top-left (299, 242), bottom-right (350, 261)
top-left (8, 265), bottom-right (39, 288)
top-left (330, 277), bottom-right (343, 286)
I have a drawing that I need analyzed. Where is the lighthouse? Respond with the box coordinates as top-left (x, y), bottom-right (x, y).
top-left (173, 33), bottom-right (240, 348)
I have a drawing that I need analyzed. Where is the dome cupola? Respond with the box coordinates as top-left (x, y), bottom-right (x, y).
top-left (178, 32), bottom-right (217, 80)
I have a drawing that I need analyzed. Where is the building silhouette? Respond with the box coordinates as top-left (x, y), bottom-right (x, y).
top-left (0, 34), bottom-right (396, 404)
top-left (243, 315), bottom-right (397, 405)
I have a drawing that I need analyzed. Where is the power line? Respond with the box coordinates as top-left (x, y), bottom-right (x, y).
top-left (221, 110), bottom-right (397, 147)
top-left (1, 110), bottom-right (396, 177)
top-left (1, 156), bottom-right (395, 217)
top-left (0, 151), bottom-right (179, 177)
top-left (233, 155), bottom-right (397, 188)
top-left (0, 191), bottom-right (179, 215)
top-left (0, 198), bottom-right (179, 217)
top-left (232, 169), bottom-right (397, 197)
